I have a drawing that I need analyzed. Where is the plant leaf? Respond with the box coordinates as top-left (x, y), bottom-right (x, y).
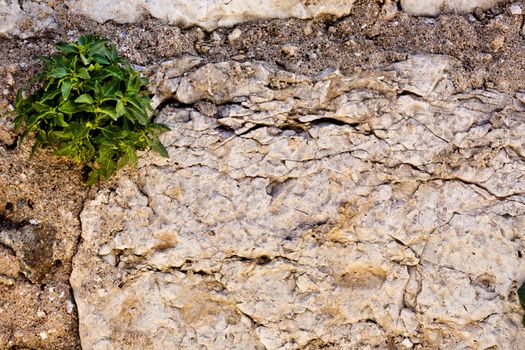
top-left (102, 65), bottom-right (125, 80)
top-left (85, 169), bottom-right (101, 186)
top-left (42, 88), bottom-right (61, 102)
top-left (77, 67), bottom-right (91, 79)
top-left (75, 94), bottom-right (95, 104)
top-left (88, 41), bottom-right (108, 56)
top-left (149, 122), bottom-right (171, 132)
top-left (55, 113), bottom-right (68, 127)
top-left (49, 67), bottom-right (68, 78)
top-left (58, 100), bottom-right (83, 114)
top-left (149, 136), bottom-right (169, 158)
top-left (107, 45), bottom-right (119, 62)
top-left (116, 99), bottom-right (126, 117)
top-left (93, 54), bottom-right (110, 65)
top-left (126, 105), bottom-right (149, 125)
top-left (54, 141), bottom-right (78, 157)
top-left (55, 42), bottom-right (78, 54)
top-left (61, 79), bottom-right (73, 99)
top-left (80, 52), bottom-right (90, 65)
top-left (101, 78), bottom-right (121, 99)
top-left (518, 282), bottom-right (525, 309)
top-left (96, 106), bottom-right (118, 120)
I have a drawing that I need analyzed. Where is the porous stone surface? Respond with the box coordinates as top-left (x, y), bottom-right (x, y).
top-left (66, 0), bottom-right (356, 29)
top-left (0, 0), bottom-right (58, 38)
top-left (401, 0), bottom-right (505, 16)
top-left (71, 54), bottom-right (525, 349)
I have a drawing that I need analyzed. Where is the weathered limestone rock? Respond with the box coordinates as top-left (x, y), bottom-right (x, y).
top-left (70, 54), bottom-right (525, 349)
top-left (401, 0), bottom-right (505, 16)
top-left (0, 0), bottom-right (509, 39)
top-left (66, 0), bottom-right (356, 29)
top-left (0, 0), bottom-right (58, 38)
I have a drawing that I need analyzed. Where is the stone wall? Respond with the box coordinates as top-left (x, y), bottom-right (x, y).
top-left (70, 53), bottom-right (525, 349)
top-left (1, 0), bottom-right (525, 349)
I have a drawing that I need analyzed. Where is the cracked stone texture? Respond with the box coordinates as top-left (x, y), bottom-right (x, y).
top-left (0, 0), bottom-right (59, 38)
top-left (66, 0), bottom-right (356, 30)
top-left (400, 0), bottom-right (505, 16)
top-left (70, 54), bottom-right (525, 349)
top-left (1, 0), bottom-right (509, 39)
top-left (67, 0), bottom-right (511, 29)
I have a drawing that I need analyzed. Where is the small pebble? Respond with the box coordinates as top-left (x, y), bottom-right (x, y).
top-left (6, 73), bottom-right (14, 86)
top-left (39, 332), bottom-right (48, 340)
top-left (66, 300), bottom-right (75, 314)
top-left (281, 45), bottom-right (299, 58)
top-left (304, 21), bottom-right (313, 35)
top-left (232, 54), bottom-right (246, 61)
top-left (210, 31), bottom-right (222, 45)
top-left (491, 35), bottom-right (505, 51)
top-left (381, 0), bottom-right (398, 21)
top-left (0, 276), bottom-right (14, 286)
top-left (344, 39), bottom-right (357, 47)
top-left (510, 3), bottom-right (522, 15)
top-left (228, 28), bottom-right (242, 42)
top-left (401, 338), bottom-right (413, 348)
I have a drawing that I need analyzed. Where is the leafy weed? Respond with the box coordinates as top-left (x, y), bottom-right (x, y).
top-left (13, 34), bottom-right (170, 185)
top-left (518, 282), bottom-right (525, 326)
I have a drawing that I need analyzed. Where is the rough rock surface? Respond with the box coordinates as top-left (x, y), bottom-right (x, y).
top-left (1, 0), bottom-right (525, 349)
top-left (0, 0), bottom-right (59, 38)
top-left (401, 0), bottom-right (505, 16)
top-left (66, 0), bottom-right (356, 29)
top-left (71, 54), bottom-right (525, 349)
top-left (0, 0), bottom-right (510, 39)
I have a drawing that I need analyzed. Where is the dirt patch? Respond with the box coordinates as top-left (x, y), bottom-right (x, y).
top-left (0, 0), bottom-right (523, 348)
top-left (0, 124), bottom-right (87, 348)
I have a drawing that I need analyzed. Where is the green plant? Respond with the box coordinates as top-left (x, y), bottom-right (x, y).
top-left (13, 33), bottom-right (169, 185)
top-left (519, 282), bottom-right (525, 326)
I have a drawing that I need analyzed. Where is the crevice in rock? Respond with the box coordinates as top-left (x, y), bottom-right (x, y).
top-left (0, 214), bottom-right (26, 230)
top-left (67, 190), bottom-right (90, 350)
top-left (222, 253), bottom-right (299, 265)
top-left (0, 135), bottom-right (19, 151)
top-left (234, 305), bottom-right (265, 328)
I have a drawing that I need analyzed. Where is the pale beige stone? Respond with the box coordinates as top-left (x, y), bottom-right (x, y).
top-left (401, 0), bottom-right (504, 16)
top-left (0, 0), bottom-right (58, 38)
top-left (67, 0), bottom-right (355, 29)
top-left (71, 55), bottom-right (525, 349)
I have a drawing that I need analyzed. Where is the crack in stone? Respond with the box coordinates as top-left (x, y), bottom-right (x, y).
top-left (71, 54), bottom-right (525, 349)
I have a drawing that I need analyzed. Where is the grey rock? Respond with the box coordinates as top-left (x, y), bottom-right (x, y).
top-left (510, 2), bottom-right (523, 15)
